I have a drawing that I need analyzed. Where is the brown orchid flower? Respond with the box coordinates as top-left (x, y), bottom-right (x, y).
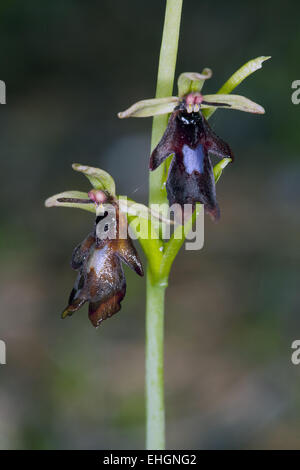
top-left (61, 190), bottom-right (144, 327)
top-left (45, 164), bottom-right (174, 328)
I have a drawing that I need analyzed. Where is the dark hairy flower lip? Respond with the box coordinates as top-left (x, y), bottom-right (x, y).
top-left (150, 106), bottom-right (234, 222)
top-left (62, 200), bottom-right (144, 327)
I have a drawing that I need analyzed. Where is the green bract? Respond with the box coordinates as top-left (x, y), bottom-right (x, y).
top-left (213, 158), bottom-right (232, 183)
top-left (203, 56), bottom-right (271, 119)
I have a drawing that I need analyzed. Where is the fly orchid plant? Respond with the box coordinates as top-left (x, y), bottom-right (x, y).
top-left (45, 0), bottom-right (270, 450)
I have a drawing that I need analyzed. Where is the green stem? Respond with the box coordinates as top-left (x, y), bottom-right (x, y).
top-left (146, 0), bottom-right (183, 450)
top-left (149, 0), bottom-right (183, 205)
top-left (145, 272), bottom-right (166, 449)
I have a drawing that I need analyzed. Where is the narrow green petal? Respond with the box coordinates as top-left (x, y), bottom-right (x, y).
top-left (202, 94), bottom-right (265, 114)
top-left (45, 191), bottom-right (95, 213)
top-left (203, 56), bottom-right (271, 119)
top-left (177, 69), bottom-right (212, 96)
top-left (118, 97), bottom-right (178, 118)
top-left (213, 158), bottom-right (232, 183)
top-left (72, 163), bottom-right (116, 195)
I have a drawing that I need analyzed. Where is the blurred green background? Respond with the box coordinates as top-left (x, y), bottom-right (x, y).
top-left (0, 0), bottom-right (300, 449)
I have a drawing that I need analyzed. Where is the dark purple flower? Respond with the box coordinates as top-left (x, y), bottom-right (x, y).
top-left (62, 201), bottom-right (143, 327)
top-left (150, 93), bottom-right (234, 221)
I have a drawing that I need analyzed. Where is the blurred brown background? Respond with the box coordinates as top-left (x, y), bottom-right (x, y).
top-left (0, 0), bottom-right (300, 449)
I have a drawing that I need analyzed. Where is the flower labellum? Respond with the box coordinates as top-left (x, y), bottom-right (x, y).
top-left (62, 197), bottom-right (144, 327)
top-left (150, 92), bottom-right (234, 221)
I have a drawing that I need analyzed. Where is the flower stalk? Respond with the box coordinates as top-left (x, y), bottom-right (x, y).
top-left (146, 0), bottom-right (183, 450)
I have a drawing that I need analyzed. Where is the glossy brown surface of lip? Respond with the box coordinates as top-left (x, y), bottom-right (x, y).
top-left (62, 202), bottom-right (143, 327)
